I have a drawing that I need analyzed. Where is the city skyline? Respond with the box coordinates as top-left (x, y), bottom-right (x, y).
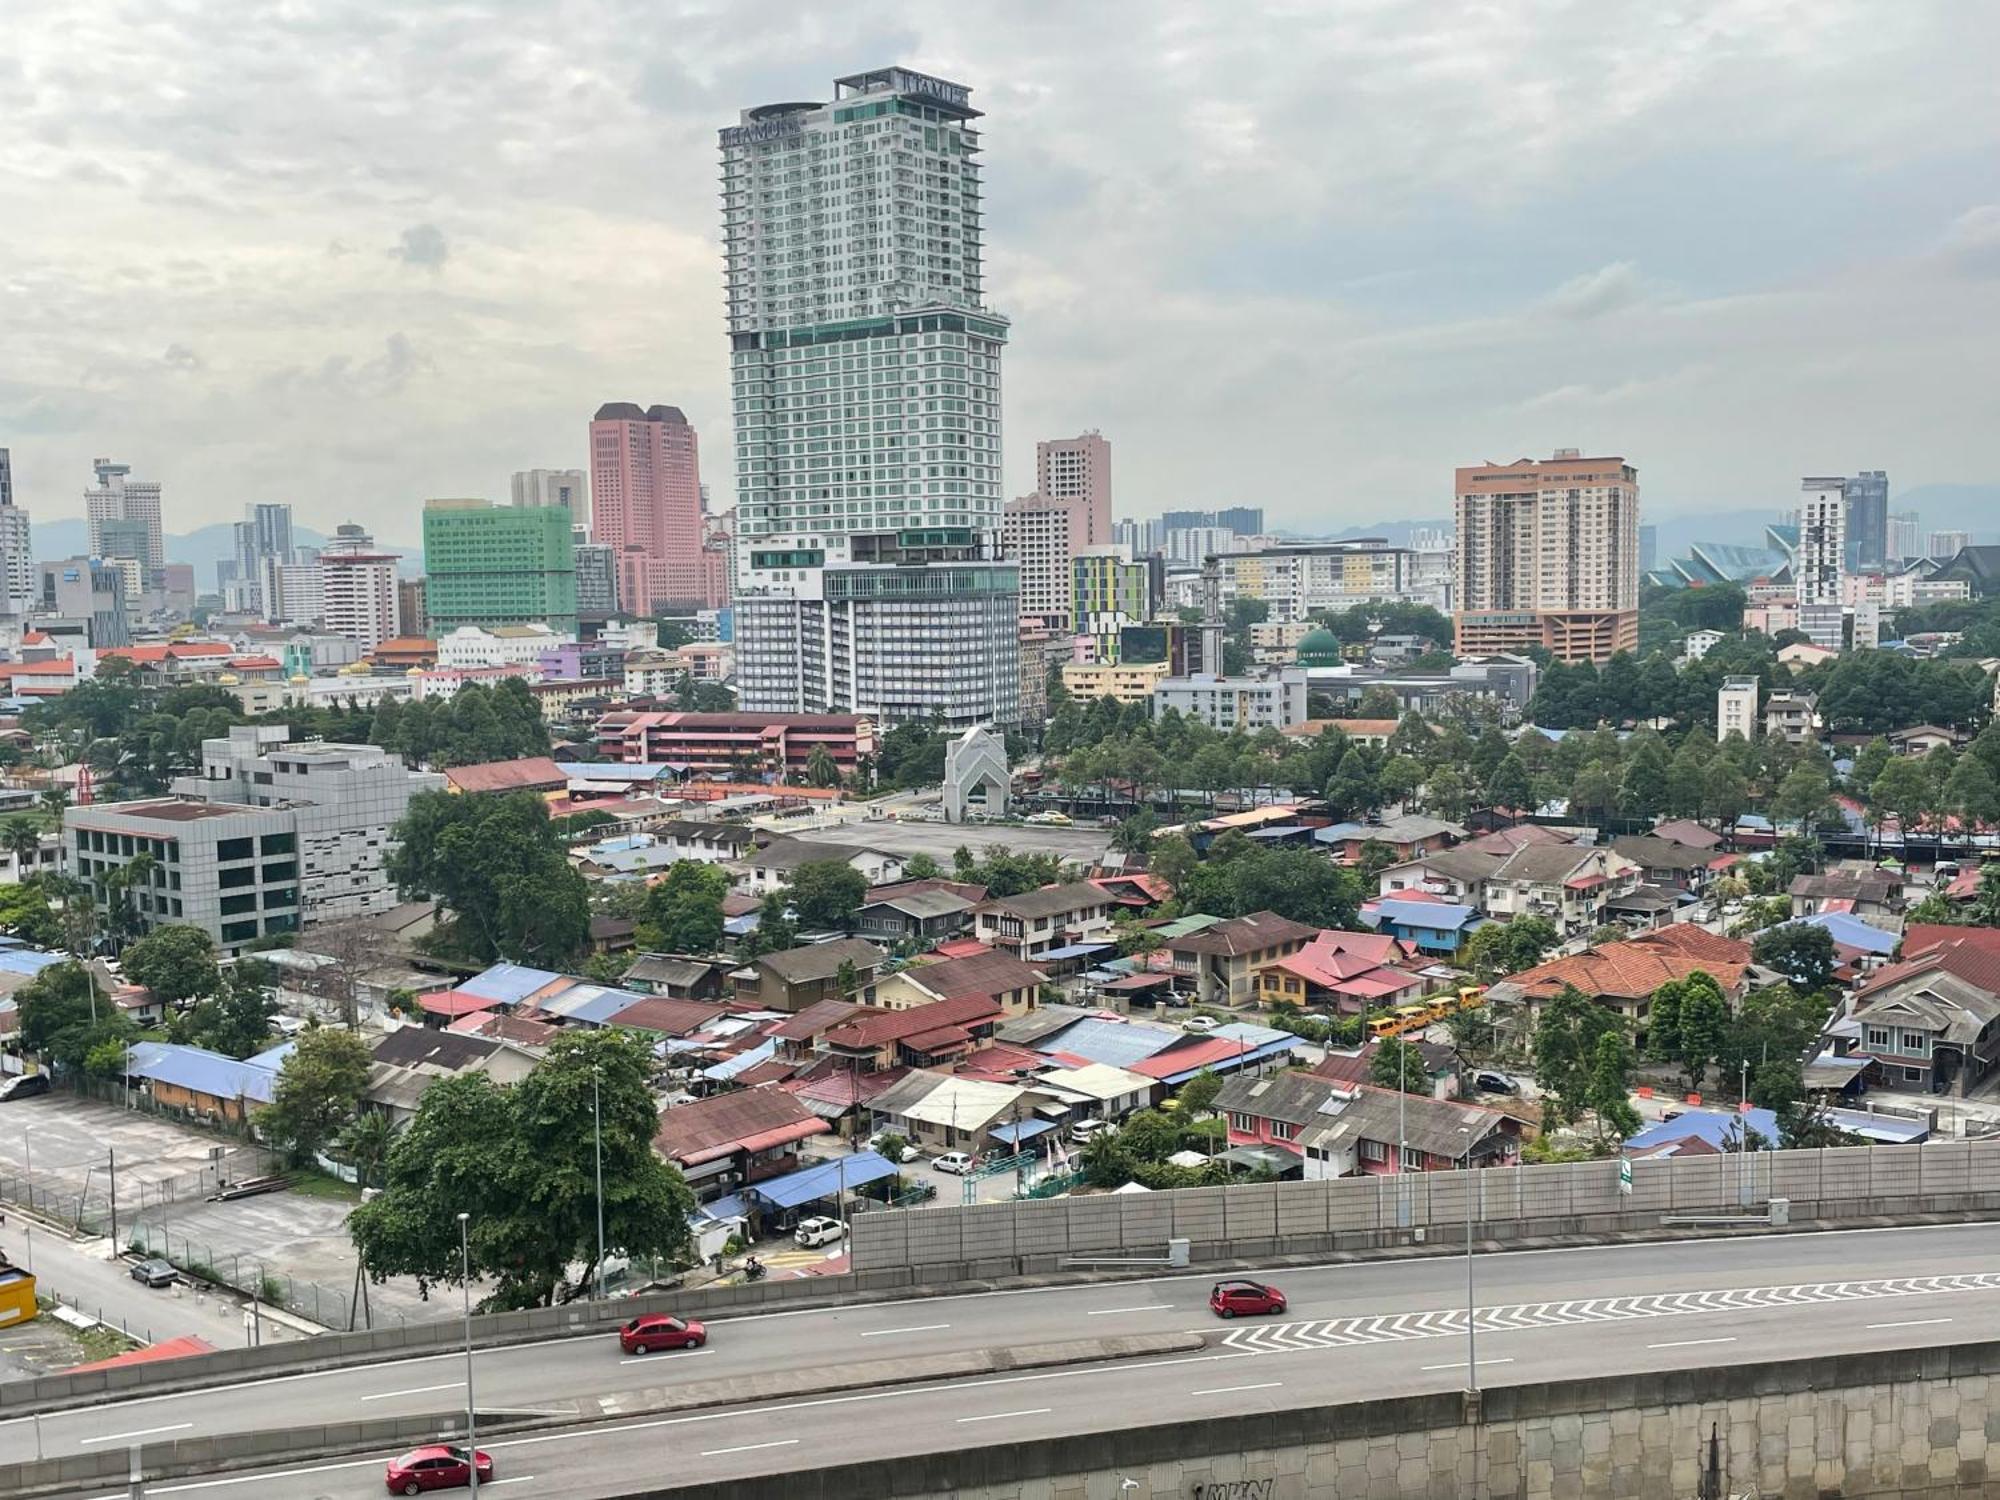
top-left (4, 2), bottom-right (1995, 539)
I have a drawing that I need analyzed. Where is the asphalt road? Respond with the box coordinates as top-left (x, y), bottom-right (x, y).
top-left (21, 1223), bottom-right (2000, 1495)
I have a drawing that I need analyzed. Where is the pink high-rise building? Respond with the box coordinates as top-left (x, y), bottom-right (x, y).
top-left (1035, 432), bottom-right (1113, 550)
top-left (589, 403), bottom-right (714, 614)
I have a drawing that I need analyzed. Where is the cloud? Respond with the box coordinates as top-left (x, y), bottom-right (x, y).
top-left (390, 223), bottom-right (449, 270)
top-left (0, 0), bottom-right (1994, 539)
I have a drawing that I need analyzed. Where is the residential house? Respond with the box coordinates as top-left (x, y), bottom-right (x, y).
top-left (1164, 911), bottom-right (1320, 1005)
top-left (1481, 844), bottom-right (1641, 936)
top-left (738, 837), bottom-right (905, 895)
top-left (817, 993), bottom-right (1007, 1072)
top-left (855, 888), bottom-right (978, 947)
top-left (1377, 847), bottom-right (1506, 908)
top-left (605, 997), bottom-right (734, 1039)
top-left (1789, 870), bottom-right (1902, 922)
top-left (653, 1089), bottom-right (830, 1200)
top-left (731, 938), bottom-right (886, 1012)
top-left (1764, 691), bottom-right (1821, 746)
top-left (1312, 815), bottom-right (1466, 866)
top-left (865, 1070), bottom-right (1043, 1156)
top-left (1311, 1038), bottom-right (1458, 1098)
top-left (1610, 835), bottom-right (1719, 896)
top-left (1484, 925), bottom-right (1757, 1046)
top-left (1650, 819), bottom-right (1724, 851)
top-left (1360, 894), bottom-right (1483, 958)
top-left (365, 1025), bottom-right (541, 1124)
top-left (621, 954), bottom-right (729, 1001)
top-left (121, 1041), bottom-right (291, 1125)
top-left (973, 881), bottom-right (1118, 961)
top-left (874, 950), bottom-right (1046, 1015)
top-left (1891, 725), bottom-right (1964, 756)
top-left (1214, 1071), bottom-right (1520, 1176)
top-left (1029, 1062), bottom-right (1154, 1127)
top-left (1847, 959), bottom-right (2000, 1097)
top-left (1256, 930), bottom-right (1427, 1015)
top-left (651, 821), bottom-right (762, 866)
top-left (442, 757), bottom-right (569, 797)
top-left (1278, 718), bottom-right (1404, 748)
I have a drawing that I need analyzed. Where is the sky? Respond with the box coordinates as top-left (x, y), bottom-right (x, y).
top-left (3, 0), bottom-right (1997, 547)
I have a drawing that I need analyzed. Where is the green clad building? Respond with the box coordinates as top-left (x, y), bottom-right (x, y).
top-left (422, 499), bottom-right (577, 634)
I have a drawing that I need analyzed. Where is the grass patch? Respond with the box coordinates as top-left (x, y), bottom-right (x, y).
top-left (67, 1322), bottom-right (140, 1364)
top-left (283, 1168), bottom-right (362, 1203)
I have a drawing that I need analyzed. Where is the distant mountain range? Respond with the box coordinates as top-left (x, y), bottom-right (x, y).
top-left (31, 519), bottom-right (422, 584)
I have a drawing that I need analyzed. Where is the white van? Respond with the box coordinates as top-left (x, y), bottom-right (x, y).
top-left (1070, 1118), bottom-right (1114, 1145)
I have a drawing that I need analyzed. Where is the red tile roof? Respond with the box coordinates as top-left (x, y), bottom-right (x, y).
top-left (443, 756), bottom-right (569, 795)
top-left (783, 1059), bottom-right (910, 1109)
top-left (1505, 930), bottom-right (1752, 1002)
top-left (606, 998), bottom-right (732, 1037)
top-left (899, 950), bottom-right (1046, 1003)
top-left (821, 994), bottom-right (1004, 1052)
top-left (417, 989), bottom-right (497, 1019)
top-left (653, 1089), bottom-right (827, 1165)
top-left (1873, 926), bottom-right (2000, 997)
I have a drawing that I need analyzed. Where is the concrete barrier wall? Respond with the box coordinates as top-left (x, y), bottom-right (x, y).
top-left (609, 1338), bottom-right (2000, 1499)
top-left (851, 1136), bottom-right (2000, 1272)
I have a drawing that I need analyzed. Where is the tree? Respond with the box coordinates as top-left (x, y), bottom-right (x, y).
top-left (349, 1030), bottom-right (695, 1306)
top-left (1532, 985), bottom-right (1633, 1145)
top-left (338, 1109), bottom-right (399, 1191)
top-left (1702, 762), bottom-right (1749, 828)
top-left (1176, 1069), bottom-right (1223, 1118)
top-left (1645, 970), bottom-right (1728, 1092)
top-left (1569, 763), bottom-right (1617, 823)
top-left (1486, 753), bottom-right (1532, 813)
top-left (121, 924), bottom-right (222, 1008)
top-left (902, 852), bottom-right (943, 881)
top-left (0, 878), bottom-right (61, 947)
top-left (788, 860), bottom-right (868, 931)
top-left (15, 960), bottom-right (133, 1074)
top-left (1944, 754), bottom-right (2000, 828)
top-left (1355, 685), bottom-right (1402, 720)
top-left (804, 743), bottom-right (842, 789)
top-left (1424, 765), bottom-right (1471, 822)
top-left (741, 888), bottom-right (797, 957)
top-left (1869, 756), bottom-right (1935, 830)
top-left (1370, 1036), bottom-right (1429, 1094)
top-left (1751, 923), bottom-right (1838, 994)
top-left (1458, 915), bottom-right (1560, 983)
top-left (3, 815), bottom-right (40, 871)
top-left (639, 861), bottom-right (730, 955)
top-left (388, 792), bottom-right (591, 966)
top-left (176, 962), bottom-right (279, 1058)
top-left (39, 785), bottom-right (69, 822)
top-left (1771, 764), bottom-right (1837, 830)
top-left (1111, 812), bottom-right (1159, 856)
top-left (1585, 1030), bottom-right (1642, 1147)
top-left (260, 1026), bottom-right (373, 1165)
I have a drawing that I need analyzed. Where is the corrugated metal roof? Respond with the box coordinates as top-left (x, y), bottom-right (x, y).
top-left (125, 1042), bottom-right (282, 1105)
top-left (459, 964), bottom-right (566, 1004)
top-left (744, 1150), bottom-right (898, 1211)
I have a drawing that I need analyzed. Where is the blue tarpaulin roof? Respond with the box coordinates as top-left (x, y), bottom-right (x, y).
top-left (990, 1119), bottom-right (1058, 1146)
top-left (459, 964), bottom-right (565, 1004)
top-left (0, 947), bottom-right (65, 977)
top-left (1780, 912), bottom-right (1899, 956)
top-left (124, 1041), bottom-right (282, 1106)
top-left (1037, 942), bottom-right (1116, 962)
top-left (743, 1150), bottom-right (899, 1211)
top-left (702, 1039), bottom-right (776, 1081)
top-left (1365, 899), bottom-right (1477, 931)
top-left (1625, 1107), bottom-right (1779, 1153)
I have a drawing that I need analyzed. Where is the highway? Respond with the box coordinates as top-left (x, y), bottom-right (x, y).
top-left (19, 1222), bottom-right (2000, 1496)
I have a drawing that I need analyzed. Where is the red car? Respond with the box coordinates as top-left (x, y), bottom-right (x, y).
top-left (619, 1312), bottom-right (707, 1354)
top-left (384, 1445), bottom-right (492, 1495)
top-left (1209, 1278), bottom-right (1287, 1318)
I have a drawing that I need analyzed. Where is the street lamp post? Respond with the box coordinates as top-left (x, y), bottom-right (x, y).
top-left (458, 1212), bottom-right (477, 1498)
top-left (21, 1126), bottom-right (37, 1272)
top-left (592, 1065), bottom-right (605, 1304)
top-left (1460, 1125), bottom-right (1478, 1392)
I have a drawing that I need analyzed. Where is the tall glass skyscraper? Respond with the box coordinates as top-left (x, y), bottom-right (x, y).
top-left (721, 67), bottom-right (1019, 727)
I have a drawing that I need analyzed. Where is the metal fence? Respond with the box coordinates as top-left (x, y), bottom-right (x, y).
top-left (125, 1220), bottom-right (355, 1329)
top-left (852, 1137), bottom-right (2000, 1272)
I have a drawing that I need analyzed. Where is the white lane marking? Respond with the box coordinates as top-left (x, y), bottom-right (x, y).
top-left (1648, 1337), bottom-right (1737, 1349)
top-left (361, 1381), bottom-right (464, 1401)
top-left (138, 1457), bottom-right (383, 1493)
top-left (21, 1220), bottom-right (1998, 1429)
top-left (700, 1438), bottom-right (800, 1456)
top-left (79, 1422), bottom-right (193, 1445)
top-left (1191, 1382), bottom-right (1284, 1396)
top-left (484, 1480), bottom-right (535, 1488)
top-left (957, 1407), bottom-right (1053, 1423)
top-left (1420, 1359), bottom-right (1514, 1371)
top-left (1870, 1318), bottom-right (1954, 1329)
top-left (1086, 1304), bottom-right (1173, 1315)
top-left (858, 1323), bottom-right (951, 1337)
top-left (620, 1349), bottom-right (712, 1365)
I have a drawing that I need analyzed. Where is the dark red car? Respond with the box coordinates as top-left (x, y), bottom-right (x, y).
top-left (1209, 1278), bottom-right (1286, 1318)
top-left (384, 1444), bottom-right (492, 1495)
top-left (619, 1312), bottom-right (707, 1354)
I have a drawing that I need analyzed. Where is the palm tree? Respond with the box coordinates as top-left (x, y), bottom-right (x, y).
top-left (338, 1111), bottom-right (398, 1191)
top-left (39, 785), bottom-right (69, 823)
top-left (3, 816), bottom-right (40, 874)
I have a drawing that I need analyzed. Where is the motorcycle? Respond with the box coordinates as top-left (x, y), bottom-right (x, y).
top-left (742, 1255), bottom-right (766, 1282)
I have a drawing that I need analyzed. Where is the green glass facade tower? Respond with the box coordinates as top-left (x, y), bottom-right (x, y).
top-left (421, 500), bottom-right (578, 634)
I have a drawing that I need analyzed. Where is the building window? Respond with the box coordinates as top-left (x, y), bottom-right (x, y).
top-left (1866, 1027), bottom-right (1891, 1049)
top-left (1360, 1140), bottom-right (1387, 1162)
top-left (1228, 1112), bottom-right (1254, 1133)
top-left (221, 920), bottom-right (259, 943)
top-left (217, 837), bottom-right (255, 862)
top-left (1271, 1121), bottom-right (1295, 1141)
top-left (219, 893), bottom-right (257, 916)
top-left (1903, 1066), bottom-right (1924, 1082)
top-left (1901, 1031), bottom-right (1930, 1055)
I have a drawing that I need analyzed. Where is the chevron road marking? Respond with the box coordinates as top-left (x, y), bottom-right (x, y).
top-left (1217, 1274), bottom-right (2000, 1355)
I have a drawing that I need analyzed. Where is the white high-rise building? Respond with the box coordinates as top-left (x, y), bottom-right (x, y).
top-left (319, 524), bottom-right (402, 651)
top-left (723, 67), bottom-right (1018, 728)
top-left (1718, 676), bottom-right (1760, 743)
top-left (511, 469), bottom-right (589, 532)
top-left (0, 448), bottom-right (32, 614)
top-left (1796, 478), bottom-right (1848, 653)
top-left (85, 459), bottom-right (164, 572)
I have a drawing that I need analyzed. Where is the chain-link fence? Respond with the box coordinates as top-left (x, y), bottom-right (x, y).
top-left (124, 1221), bottom-right (356, 1329)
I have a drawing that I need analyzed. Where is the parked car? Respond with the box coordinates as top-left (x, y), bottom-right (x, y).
top-left (1183, 1015), bottom-right (1219, 1033)
top-left (794, 1216), bottom-right (847, 1248)
top-left (1209, 1278), bottom-right (1287, 1319)
top-left (1024, 811), bottom-right (1073, 826)
top-left (128, 1258), bottom-right (177, 1288)
top-left (1070, 1118), bottom-right (1114, 1145)
top-left (866, 1131), bottom-right (919, 1163)
top-left (0, 1073), bottom-right (50, 1102)
top-left (933, 1151), bottom-right (977, 1175)
top-left (384, 1444), bottom-right (493, 1494)
top-left (618, 1313), bottom-right (706, 1355)
top-left (1474, 1072), bottom-right (1519, 1096)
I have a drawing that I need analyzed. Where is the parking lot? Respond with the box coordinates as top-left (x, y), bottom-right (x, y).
top-left (795, 819), bottom-right (1113, 867)
top-left (0, 1092), bottom-right (446, 1328)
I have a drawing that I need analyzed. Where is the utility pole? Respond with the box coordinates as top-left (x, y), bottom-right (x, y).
top-left (108, 1148), bottom-right (117, 1250)
top-left (591, 1066), bottom-right (605, 1304)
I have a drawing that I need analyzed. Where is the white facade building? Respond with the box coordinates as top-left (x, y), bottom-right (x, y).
top-left (1796, 479), bottom-right (1848, 653)
top-left (0, 447), bottom-right (32, 614)
top-left (1000, 494), bottom-right (1078, 627)
top-left (1218, 543), bottom-right (1445, 623)
top-left (723, 68), bottom-right (1016, 727)
top-left (1718, 675), bottom-right (1760, 743)
top-left (435, 623), bottom-right (576, 669)
top-left (1151, 670), bottom-right (1309, 731)
top-left (318, 525), bottom-right (401, 651)
top-left (84, 459), bottom-right (164, 571)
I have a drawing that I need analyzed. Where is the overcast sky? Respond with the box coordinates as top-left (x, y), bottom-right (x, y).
top-left (3, 0), bottom-right (1996, 543)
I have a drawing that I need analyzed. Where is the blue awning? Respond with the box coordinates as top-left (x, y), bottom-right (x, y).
top-left (697, 1193), bottom-right (748, 1221)
top-left (1038, 942), bottom-right (1117, 961)
top-left (702, 1039), bottom-right (776, 1081)
top-left (989, 1119), bottom-right (1058, 1146)
top-left (742, 1151), bottom-right (899, 1211)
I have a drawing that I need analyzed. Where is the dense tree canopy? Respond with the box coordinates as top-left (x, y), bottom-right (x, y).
top-left (389, 791), bottom-right (591, 967)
